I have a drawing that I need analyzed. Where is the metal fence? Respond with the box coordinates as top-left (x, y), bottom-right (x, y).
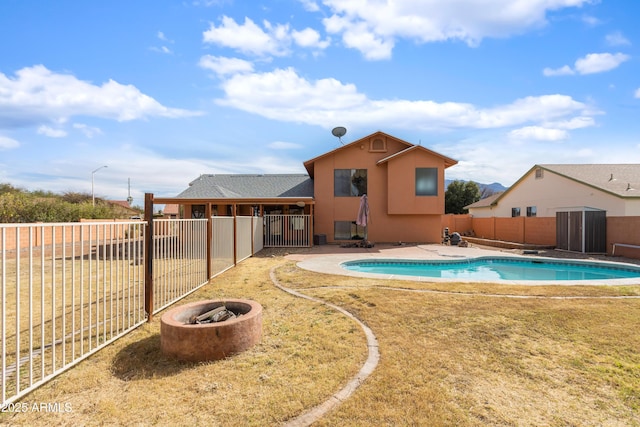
top-left (151, 219), bottom-right (208, 314)
top-left (0, 221), bottom-right (146, 406)
top-left (264, 214), bottom-right (311, 247)
top-left (0, 215), bottom-right (289, 406)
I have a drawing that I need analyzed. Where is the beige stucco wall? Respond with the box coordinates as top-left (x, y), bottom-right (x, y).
top-left (472, 169), bottom-right (640, 218)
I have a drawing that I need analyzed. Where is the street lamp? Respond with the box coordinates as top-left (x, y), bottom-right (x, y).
top-left (91, 165), bottom-right (108, 207)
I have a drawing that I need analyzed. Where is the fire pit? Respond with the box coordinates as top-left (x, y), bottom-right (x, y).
top-left (160, 299), bottom-right (262, 362)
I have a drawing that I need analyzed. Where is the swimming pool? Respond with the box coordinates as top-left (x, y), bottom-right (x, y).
top-left (341, 257), bottom-right (640, 282)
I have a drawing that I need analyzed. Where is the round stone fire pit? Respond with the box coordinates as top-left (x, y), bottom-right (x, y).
top-left (160, 299), bottom-right (262, 362)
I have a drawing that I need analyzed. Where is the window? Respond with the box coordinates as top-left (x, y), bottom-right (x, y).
top-left (334, 221), bottom-right (362, 240)
top-left (535, 168), bottom-right (543, 179)
top-left (415, 168), bottom-right (438, 196)
top-left (334, 169), bottom-right (367, 197)
top-left (526, 206), bottom-right (537, 217)
top-left (511, 207), bottom-right (521, 217)
top-left (191, 204), bottom-right (205, 218)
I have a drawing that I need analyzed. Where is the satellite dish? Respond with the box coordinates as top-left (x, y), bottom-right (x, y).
top-left (331, 126), bottom-right (347, 144)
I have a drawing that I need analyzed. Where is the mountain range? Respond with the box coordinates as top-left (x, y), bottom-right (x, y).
top-left (445, 180), bottom-right (508, 197)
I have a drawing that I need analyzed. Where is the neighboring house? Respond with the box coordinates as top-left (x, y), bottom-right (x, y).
top-left (162, 204), bottom-right (180, 219)
top-left (465, 164), bottom-right (640, 254)
top-left (466, 164), bottom-right (640, 218)
top-left (173, 131), bottom-right (457, 244)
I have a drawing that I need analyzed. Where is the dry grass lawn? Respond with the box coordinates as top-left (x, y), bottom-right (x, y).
top-left (2, 249), bottom-right (640, 426)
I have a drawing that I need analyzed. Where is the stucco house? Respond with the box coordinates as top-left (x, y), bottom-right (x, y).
top-left (465, 164), bottom-right (640, 254)
top-left (466, 164), bottom-right (640, 218)
top-left (173, 131), bottom-right (457, 245)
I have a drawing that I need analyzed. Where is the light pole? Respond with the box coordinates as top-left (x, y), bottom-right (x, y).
top-left (91, 165), bottom-right (108, 207)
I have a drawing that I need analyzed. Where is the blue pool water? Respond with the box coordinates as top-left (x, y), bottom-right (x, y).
top-left (341, 257), bottom-right (640, 281)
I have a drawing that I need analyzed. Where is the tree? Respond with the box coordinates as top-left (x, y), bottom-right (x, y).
top-left (445, 180), bottom-right (480, 214)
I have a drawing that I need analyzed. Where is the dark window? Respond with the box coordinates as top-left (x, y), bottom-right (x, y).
top-left (527, 206), bottom-right (537, 217)
top-left (511, 207), bottom-right (521, 217)
top-left (535, 168), bottom-right (543, 179)
top-left (191, 204), bottom-right (205, 218)
top-left (334, 221), bottom-right (364, 240)
top-left (415, 168), bottom-right (438, 196)
top-left (334, 169), bottom-right (367, 197)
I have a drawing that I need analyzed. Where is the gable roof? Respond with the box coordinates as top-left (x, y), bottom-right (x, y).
top-left (538, 164), bottom-right (640, 198)
top-left (464, 192), bottom-right (504, 209)
top-left (175, 174), bottom-right (314, 199)
top-left (376, 144), bottom-right (457, 168)
top-left (482, 164), bottom-right (640, 208)
top-left (303, 131), bottom-right (414, 177)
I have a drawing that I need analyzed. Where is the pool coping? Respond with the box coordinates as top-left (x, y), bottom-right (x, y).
top-left (292, 244), bottom-right (640, 286)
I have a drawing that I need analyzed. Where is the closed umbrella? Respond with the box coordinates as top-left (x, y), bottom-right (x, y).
top-left (356, 194), bottom-right (370, 243)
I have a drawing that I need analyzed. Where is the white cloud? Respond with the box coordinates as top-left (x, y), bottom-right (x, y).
top-left (214, 67), bottom-right (595, 133)
top-left (298, 0), bottom-right (320, 12)
top-left (199, 55), bottom-right (255, 76)
top-left (37, 125), bottom-right (67, 138)
top-left (0, 65), bottom-right (202, 129)
top-left (543, 65), bottom-right (574, 76)
top-left (73, 123), bottom-right (103, 138)
top-left (574, 52), bottom-right (630, 74)
top-left (203, 16), bottom-right (292, 57)
top-left (634, 88), bottom-right (640, 99)
top-left (545, 116), bottom-right (595, 130)
top-left (508, 126), bottom-right (568, 141)
top-left (544, 52), bottom-right (630, 76)
top-left (581, 14), bottom-right (601, 26)
top-left (291, 28), bottom-right (330, 49)
top-left (319, 0), bottom-right (593, 59)
top-left (150, 46), bottom-right (172, 54)
top-left (157, 31), bottom-right (173, 43)
top-left (268, 141), bottom-right (303, 149)
top-left (605, 31), bottom-right (630, 46)
top-left (202, 16), bottom-right (330, 57)
top-left (0, 135), bottom-right (20, 150)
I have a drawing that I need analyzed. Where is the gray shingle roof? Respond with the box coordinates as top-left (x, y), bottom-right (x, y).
top-left (175, 174), bottom-right (314, 199)
top-left (539, 164), bottom-right (640, 198)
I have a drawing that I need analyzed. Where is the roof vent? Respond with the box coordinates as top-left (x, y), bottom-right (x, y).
top-left (609, 173), bottom-right (616, 181)
top-left (627, 183), bottom-right (635, 191)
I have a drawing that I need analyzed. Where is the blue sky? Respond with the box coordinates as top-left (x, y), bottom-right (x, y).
top-left (1, 0), bottom-right (639, 206)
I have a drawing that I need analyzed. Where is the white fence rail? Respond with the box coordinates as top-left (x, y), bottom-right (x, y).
top-left (1, 214), bottom-right (297, 406)
top-left (151, 219), bottom-right (208, 314)
top-left (264, 215), bottom-right (311, 247)
top-left (0, 221), bottom-right (146, 407)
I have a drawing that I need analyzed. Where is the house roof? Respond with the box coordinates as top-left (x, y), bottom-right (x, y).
top-left (537, 164), bottom-right (640, 198)
top-left (472, 164), bottom-right (640, 209)
top-left (376, 145), bottom-right (457, 168)
top-left (464, 192), bottom-right (504, 209)
top-left (303, 131), bottom-right (416, 177)
top-left (175, 174), bottom-right (314, 199)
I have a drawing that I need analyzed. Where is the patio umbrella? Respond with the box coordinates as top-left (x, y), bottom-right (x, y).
top-left (356, 194), bottom-right (370, 241)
